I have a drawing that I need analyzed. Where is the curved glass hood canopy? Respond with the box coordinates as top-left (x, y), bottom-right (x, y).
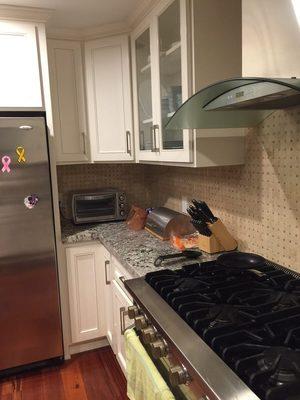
top-left (166, 77), bottom-right (300, 130)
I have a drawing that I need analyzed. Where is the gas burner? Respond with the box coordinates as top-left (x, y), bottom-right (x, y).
top-left (145, 259), bottom-right (300, 400)
top-left (258, 347), bottom-right (300, 386)
top-left (207, 304), bottom-right (248, 328)
top-left (173, 277), bottom-right (205, 293)
top-left (271, 291), bottom-right (300, 311)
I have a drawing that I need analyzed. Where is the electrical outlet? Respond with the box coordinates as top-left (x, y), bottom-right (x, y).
top-left (181, 196), bottom-right (190, 214)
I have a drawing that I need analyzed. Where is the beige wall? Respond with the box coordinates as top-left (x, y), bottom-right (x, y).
top-left (57, 107), bottom-right (300, 271)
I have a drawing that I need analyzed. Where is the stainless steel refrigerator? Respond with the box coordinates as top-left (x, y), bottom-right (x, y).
top-left (0, 112), bottom-right (63, 374)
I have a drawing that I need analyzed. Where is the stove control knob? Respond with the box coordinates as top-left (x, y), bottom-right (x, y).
top-left (127, 305), bottom-right (140, 320)
top-left (169, 365), bottom-right (190, 386)
top-left (150, 338), bottom-right (168, 359)
top-left (134, 314), bottom-right (148, 331)
top-left (141, 326), bottom-right (157, 344)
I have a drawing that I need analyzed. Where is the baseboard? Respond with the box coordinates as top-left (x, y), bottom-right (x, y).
top-left (67, 337), bottom-right (109, 358)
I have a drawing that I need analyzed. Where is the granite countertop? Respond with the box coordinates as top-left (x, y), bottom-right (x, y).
top-left (61, 219), bottom-right (216, 278)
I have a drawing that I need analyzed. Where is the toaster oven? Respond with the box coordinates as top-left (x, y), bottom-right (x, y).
top-left (72, 189), bottom-right (127, 224)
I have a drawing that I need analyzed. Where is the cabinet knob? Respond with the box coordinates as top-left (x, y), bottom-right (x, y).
top-left (150, 338), bottom-right (168, 359)
top-left (169, 365), bottom-right (190, 386)
top-left (128, 305), bottom-right (140, 320)
top-left (141, 325), bottom-right (157, 344)
top-left (134, 314), bottom-right (148, 331)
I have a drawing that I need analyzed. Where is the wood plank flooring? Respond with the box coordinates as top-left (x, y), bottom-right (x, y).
top-left (0, 347), bottom-right (128, 400)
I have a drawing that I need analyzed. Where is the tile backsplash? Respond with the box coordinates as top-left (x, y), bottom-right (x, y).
top-left (57, 163), bottom-right (149, 219)
top-left (146, 107), bottom-right (300, 270)
top-left (57, 107), bottom-right (300, 271)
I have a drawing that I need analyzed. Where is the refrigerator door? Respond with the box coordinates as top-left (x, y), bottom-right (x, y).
top-left (0, 114), bottom-right (63, 371)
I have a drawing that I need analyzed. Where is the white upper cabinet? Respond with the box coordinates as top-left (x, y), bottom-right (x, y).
top-left (85, 35), bottom-right (134, 162)
top-left (48, 40), bottom-right (89, 164)
top-left (0, 21), bottom-right (42, 108)
top-left (132, 0), bottom-right (192, 163)
top-left (132, 0), bottom-right (244, 167)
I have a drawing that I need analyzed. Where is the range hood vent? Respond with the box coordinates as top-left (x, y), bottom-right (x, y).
top-left (166, 77), bottom-right (300, 130)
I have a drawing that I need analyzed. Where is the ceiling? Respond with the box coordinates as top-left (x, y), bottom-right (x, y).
top-left (2, 0), bottom-right (144, 29)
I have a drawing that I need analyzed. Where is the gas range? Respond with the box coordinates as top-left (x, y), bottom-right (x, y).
top-left (125, 253), bottom-right (300, 400)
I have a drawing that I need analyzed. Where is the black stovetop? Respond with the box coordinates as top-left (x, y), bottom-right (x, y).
top-left (145, 258), bottom-right (300, 400)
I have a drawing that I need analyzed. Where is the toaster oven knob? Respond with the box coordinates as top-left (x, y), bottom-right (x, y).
top-left (169, 365), bottom-right (190, 386)
top-left (150, 338), bottom-right (168, 359)
top-left (134, 314), bottom-right (148, 331)
top-left (119, 195), bottom-right (125, 201)
top-left (127, 305), bottom-right (140, 320)
top-left (141, 326), bottom-right (157, 344)
top-left (120, 210), bottom-right (125, 216)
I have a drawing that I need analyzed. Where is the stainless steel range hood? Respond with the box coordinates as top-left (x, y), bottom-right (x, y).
top-left (166, 77), bottom-right (300, 130)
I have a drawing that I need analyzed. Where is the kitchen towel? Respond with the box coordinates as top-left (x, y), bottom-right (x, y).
top-left (125, 328), bottom-right (175, 400)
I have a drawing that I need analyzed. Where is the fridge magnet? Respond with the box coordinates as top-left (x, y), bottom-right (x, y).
top-left (24, 194), bottom-right (39, 209)
top-left (1, 155), bottom-right (11, 173)
top-left (16, 146), bottom-right (26, 163)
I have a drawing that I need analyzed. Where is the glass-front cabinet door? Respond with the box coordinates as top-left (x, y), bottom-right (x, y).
top-left (132, 0), bottom-right (192, 163)
top-left (157, 0), bottom-right (191, 162)
top-left (133, 25), bottom-right (160, 161)
top-left (135, 29), bottom-right (153, 152)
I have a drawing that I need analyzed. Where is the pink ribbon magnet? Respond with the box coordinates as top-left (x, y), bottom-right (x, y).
top-left (1, 156), bottom-right (11, 173)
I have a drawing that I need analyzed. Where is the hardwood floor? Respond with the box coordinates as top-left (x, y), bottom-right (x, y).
top-left (0, 347), bottom-right (128, 400)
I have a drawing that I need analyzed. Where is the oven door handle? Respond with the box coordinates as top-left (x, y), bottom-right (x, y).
top-left (120, 307), bottom-right (134, 335)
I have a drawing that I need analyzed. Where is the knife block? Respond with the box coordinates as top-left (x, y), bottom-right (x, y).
top-left (197, 219), bottom-right (237, 254)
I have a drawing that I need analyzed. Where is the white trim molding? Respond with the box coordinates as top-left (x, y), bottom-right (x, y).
top-left (47, 0), bottom-right (161, 41)
top-left (0, 5), bottom-right (53, 23)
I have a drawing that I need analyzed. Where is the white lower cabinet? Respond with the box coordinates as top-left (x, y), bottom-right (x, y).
top-left (112, 280), bottom-right (133, 374)
top-left (103, 247), bottom-right (114, 349)
top-left (66, 244), bottom-right (106, 343)
top-left (65, 242), bottom-right (133, 374)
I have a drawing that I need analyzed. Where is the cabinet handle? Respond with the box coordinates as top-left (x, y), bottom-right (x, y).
top-left (104, 260), bottom-right (110, 285)
top-left (126, 130), bottom-right (131, 155)
top-left (120, 306), bottom-right (127, 335)
top-left (140, 130), bottom-right (145, 150)
top-left (81, 132), bottom-right (86, 155)
top-left (151, 125), bottom-right (159, 152)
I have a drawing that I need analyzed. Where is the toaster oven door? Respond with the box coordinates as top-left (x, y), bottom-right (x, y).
top-left (73, 194), bottom-right (117, 223)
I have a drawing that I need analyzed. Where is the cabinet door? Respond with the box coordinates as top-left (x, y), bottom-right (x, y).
top-left (66, 245), bottom-right (106, 343)
top-left (103, 247), bottom-right (115, 350)
top-left (112, 280), bottom-right (132, 374)
top-left (0, 21), bottom-right (42, 108)
top-left (85, 35), bottom-right (134, 162)
top-left (132, 24), bottom-right (160, 162)
top-left (48, 40), bottom-right (89, 163)
top-left (153, 0), bottom-right (192, 163)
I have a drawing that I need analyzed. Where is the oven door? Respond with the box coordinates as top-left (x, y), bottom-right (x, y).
top-left (143, 341), bottom-right (209, 400)
top-left (73, 193), bottom-right (118, 223)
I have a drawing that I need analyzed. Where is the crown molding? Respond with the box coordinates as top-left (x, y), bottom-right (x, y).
top-left (47, 20), bottom-right (130, 41)
top-left (127, 0), bottom-right (161, 28)
top-left (0, 5), bottom-right (53, 23)
top-left (45, 0), bottom-right (159, 41)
